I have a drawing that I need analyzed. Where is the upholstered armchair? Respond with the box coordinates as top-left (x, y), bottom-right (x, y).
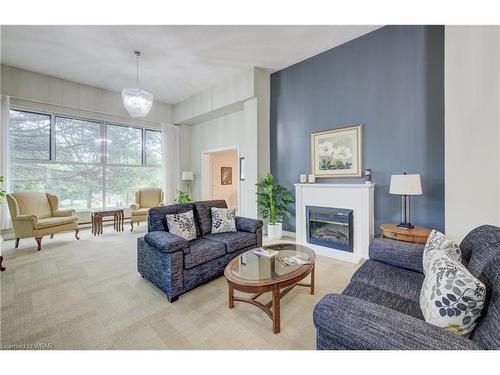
top-left (6, 191), bottom-right (79, 251)
top-left (130, 187), bottom-right (165, 231)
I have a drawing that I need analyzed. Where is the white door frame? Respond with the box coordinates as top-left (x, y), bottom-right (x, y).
top-left (201, 146), bottom-right (240, 213)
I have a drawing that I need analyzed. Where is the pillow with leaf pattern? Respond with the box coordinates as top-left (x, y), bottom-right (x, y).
top-left (211, 207), bottom-right (237, 234)
top-left (166, 210), bottom-right (197, 241)
top-left (419, 246), bottom-right (486, 336)
top-left (423, 230), bottom-right (462, 275)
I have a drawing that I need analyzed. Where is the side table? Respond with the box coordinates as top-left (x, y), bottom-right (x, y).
top-left (91, 209), bottom-right (125, 235)
top-left (380, 223), bottom-right (432, 244)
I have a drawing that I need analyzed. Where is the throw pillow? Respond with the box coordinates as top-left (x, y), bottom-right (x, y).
top-left (419, 248), bottom-right (486, 336)
top-left (211, 207), bottom-right (237, 234)
top-left (165, 210), bottom-right (197, 241)
top-left (423, 230), bottom-right (462, 274)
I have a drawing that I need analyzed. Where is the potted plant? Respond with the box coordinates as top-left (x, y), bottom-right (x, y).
top-left (176, 190), bottom-right (192, 204)
top-left (256, 173), bottom-right (294, 240)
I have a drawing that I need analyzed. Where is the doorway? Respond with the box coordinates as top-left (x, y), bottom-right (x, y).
top-left (201, 147), bottom-right (239, 213)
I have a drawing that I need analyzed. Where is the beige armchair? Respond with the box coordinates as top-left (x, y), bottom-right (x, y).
top-left (130, 187), bottom-right (165, 231)
top-left (6, 191), bottom-right (79, 251)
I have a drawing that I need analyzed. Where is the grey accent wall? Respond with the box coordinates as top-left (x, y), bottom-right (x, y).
top-left (270, 25), bottom-right (444, 233)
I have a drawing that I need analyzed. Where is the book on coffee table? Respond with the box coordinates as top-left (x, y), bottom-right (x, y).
top-left (252, 247), bottom-right (279, 258)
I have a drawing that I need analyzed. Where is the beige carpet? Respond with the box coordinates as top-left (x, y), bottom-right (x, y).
top-left (0, 226), bottom-right (359, 349)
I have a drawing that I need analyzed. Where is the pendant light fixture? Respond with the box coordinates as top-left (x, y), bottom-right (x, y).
top-left (122, 50), bottom-right (153, 118)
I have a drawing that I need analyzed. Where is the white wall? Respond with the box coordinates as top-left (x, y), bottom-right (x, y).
top-left (176, 68), bottom-right (270, 219)
top-left (445, 26), bottom-right (500, 242)
top-left (1, 65), bottom-right (173, 128)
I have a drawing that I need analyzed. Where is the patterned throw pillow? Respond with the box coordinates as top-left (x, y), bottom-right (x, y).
top-left (165, 210), bottom-right (197, 241)
top-left (211, 207), bottom-right (237, 234)
top-left (419, 246), bottom-right (486, 336)
top-left (423, 230), bottom-right (462, 275)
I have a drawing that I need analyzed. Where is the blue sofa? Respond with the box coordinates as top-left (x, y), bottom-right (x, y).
top-left (137, 200), bottom-right (263, 302)
top-left (313, 225), bottom-right (500, 350)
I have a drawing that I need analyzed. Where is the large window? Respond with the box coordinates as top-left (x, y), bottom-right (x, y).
top-left (9, 109), bottom-right (162, 210)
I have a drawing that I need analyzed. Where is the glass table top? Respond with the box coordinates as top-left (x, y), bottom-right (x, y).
top-left (229, 243), bottom-right (316, 281)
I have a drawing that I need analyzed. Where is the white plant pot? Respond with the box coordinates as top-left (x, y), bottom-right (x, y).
top-left (267, 223), bottom-right (283, 240)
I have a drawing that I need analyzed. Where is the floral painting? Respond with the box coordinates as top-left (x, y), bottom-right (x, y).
top-left (311, 125), bottom-right (362, 178)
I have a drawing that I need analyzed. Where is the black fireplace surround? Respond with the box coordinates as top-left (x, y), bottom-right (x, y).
top-left (306, 206), bottom-right (353, 252)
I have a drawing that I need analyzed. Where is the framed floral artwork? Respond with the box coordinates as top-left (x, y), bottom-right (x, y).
top-left (311, 124), bottom-right (362, 178)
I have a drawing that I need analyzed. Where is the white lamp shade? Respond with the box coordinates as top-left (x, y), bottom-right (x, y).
top-left (389, 174), bottom-right (422, 195)
top-left (182, 171), bottom-right (194, 181)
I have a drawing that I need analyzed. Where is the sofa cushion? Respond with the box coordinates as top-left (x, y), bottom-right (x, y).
top-left (193, 200), bottom-right (227, 236)
top-left (166, 210), bottom-right (197, 241)
top-left (184, 238), bottom-right (226, 269)
top-left (343, 280), bottom-right (424, 320)
top-left (211, 207), bottom-right (236, 233)
top-left (34, 215), bottom-right (79, 229)
top-left (351, 260), bottom-right (424, 300)
top-left (204, 231), bottom-right (257, 253)
top-left (343, 260), bottom-right (424, 319)
top-left (459, 225), bottom-right (500, 280)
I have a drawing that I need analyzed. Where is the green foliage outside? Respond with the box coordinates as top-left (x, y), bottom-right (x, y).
top-left (0, 176), bottom-right (5, 203)
top-left (9, 110), bottom-right (162, 210)
top-left (176, 190), bottom-right (192, 204)
top-left (256, 173), bottom-right (294, 225)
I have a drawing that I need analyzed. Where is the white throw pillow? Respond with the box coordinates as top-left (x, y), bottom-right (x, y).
top-left (211, 207), bottom-right (237, 234)
top-left (419, 247), bottom-right (486, 336)
top-left (166, 210), bottom-right (197, 241)
top-left (423, 230), bottom-right (461, 275)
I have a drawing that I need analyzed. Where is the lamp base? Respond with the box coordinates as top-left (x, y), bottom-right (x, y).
top-left (397, 222), bottom-right (414, 229)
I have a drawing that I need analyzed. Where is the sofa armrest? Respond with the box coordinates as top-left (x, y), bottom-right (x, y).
top-left (144, 231), bottom-right (190, 254)
top-left (15, 214), bottom-right (38, 224)
top-left (369, 238), bottom-right (425, 273)
top-left (130, 203), bottom-right (140, 210)
top-left (235, 217), bottom-right (263, 233)
top-left (52, 209), bottom-right (76, 217)
top-left (313, 294), bottom-right (480, 350)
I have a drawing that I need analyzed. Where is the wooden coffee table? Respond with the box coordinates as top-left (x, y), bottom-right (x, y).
top-left (91, 209), bottom-right (125, 235)
top-left (224, 243), bottom-right (315, 334)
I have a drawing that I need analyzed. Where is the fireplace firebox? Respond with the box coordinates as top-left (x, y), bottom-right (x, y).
top-left (306, 206), bottom-right (353, 252)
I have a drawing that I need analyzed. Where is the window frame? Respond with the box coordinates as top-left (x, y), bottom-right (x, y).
top-left (9, 105), bottom-right (163, 210)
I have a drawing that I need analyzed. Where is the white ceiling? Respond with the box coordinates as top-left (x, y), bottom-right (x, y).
top-left (1, 25), bottom-right (381, 104)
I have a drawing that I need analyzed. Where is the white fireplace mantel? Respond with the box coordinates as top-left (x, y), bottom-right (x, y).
top-left (294, 183), bottom-right (375, 263)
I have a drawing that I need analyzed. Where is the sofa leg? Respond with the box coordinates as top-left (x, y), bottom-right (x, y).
top-left (35, 237), bottom-right (42, 251)
top-left (130, 221), bottom-right (134, 231)
top-left (75, 229), bottom-right (80, 240)
top-left (15, 238), bottom-right (20, 248)
top-left (50, 234), bottom-right (54, 239)
top-left (168, 296), bottom-right (179, 303)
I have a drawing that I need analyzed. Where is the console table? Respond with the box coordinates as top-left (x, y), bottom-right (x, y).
top-left (91, 209), bottom-right (125, 235)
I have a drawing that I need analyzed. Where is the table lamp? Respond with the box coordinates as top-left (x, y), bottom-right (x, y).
top-left (181, 171), bottom-right (194, 196)
top-left (389, 172), bottom-right (422, 229)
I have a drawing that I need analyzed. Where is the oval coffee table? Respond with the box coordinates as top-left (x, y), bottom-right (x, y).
top-left (224, 243), bottom-right (316, 334)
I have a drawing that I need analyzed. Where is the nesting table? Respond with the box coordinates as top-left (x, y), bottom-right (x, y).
top-left (91, 209), bottom-right (125, 235)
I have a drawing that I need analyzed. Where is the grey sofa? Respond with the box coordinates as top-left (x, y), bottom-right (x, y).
top-left (137, 200), bottom-right (263, 302)
top-left (313, 225), bottom-right (500, 350)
